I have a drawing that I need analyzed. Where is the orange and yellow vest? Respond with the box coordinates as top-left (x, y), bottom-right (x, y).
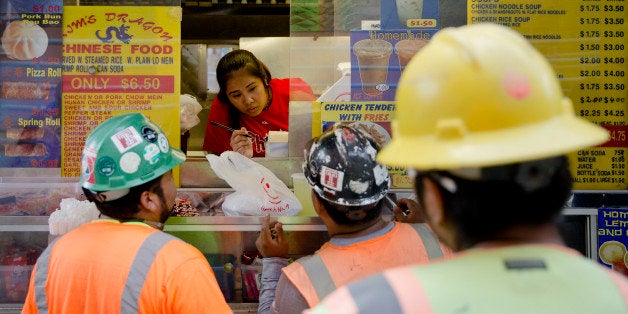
top-left (22, 220), bottom-right (232, 314)
top-left (282, 222), bottom-right (452, 306)
top-left (306, 244), bottom-right (628, 314)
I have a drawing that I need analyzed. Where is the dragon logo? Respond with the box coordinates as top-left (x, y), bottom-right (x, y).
top-left (95, 24), bottom-right (133, 44)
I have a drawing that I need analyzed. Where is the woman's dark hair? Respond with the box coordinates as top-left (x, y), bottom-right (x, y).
top-left (414, 156), bottom-right (572, 250)
top-left (215, 49), bottom-right (272, 128)
top-left (83, 175), bottom-right (164, 220)
top-left (314, 192), bottom-right (383, 226)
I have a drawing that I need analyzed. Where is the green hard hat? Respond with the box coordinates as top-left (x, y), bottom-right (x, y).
top-left (80, 113), bottom-right (186, 193)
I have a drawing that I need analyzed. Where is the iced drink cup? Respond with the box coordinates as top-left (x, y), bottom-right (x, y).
top-left (353, 39), bottom-right (393, 96)
top-left (396, 0), bottom-right (423, 27)
top-left (395, 39), bottom-right (429, 71)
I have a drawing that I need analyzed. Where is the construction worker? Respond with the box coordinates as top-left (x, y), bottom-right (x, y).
top-left (255, 123), bottom-right (452, 314)
top-left (22, 113), bottom-right (232, 313)
top-left (306, 23), bottom-right (627, 313)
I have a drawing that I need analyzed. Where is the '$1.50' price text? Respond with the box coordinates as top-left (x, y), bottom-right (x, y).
top-left (121, 77), bottom-right (161, 91)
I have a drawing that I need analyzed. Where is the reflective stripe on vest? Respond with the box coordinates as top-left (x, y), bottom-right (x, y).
top-left (34, 231), bottom-right (178, 313)
top-left (34, 238), bottom-right (58, 314)
top-left (299, 254), bottom-right (336, 301)
top-left (347, 273), bottom-right (403, 313)
top-left (300, 223), bottom-right (443, 301)
top-left (120, 232), bottom-right (179, 313)
top-left (410, 223), bottom-right (444, 260)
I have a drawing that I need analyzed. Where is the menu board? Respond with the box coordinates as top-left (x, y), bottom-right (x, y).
top-left (0, 0), bottom-right (63, 168)
top-left (468, 0), bottom-right (627, 190)
top-left (61, 6), bottom-right (181, 177)
top-left (315, 101), bottom-right (412, 188)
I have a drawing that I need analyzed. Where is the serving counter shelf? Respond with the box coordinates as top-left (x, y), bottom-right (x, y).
top-left (164, 215), bottom-right (327, 232)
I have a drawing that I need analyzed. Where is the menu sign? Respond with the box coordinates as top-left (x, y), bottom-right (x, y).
top-left (0, 1), bottom-right (63, 168)
top-left (468, 0), bottom-right (627, 190)
top-left (61, 6), bottom-right (181, 177)
top-left (349, 29), bottom-right (438, 102)
top-left (380, 0), bottom-right (440, 30)
top-left (598, 208), bottom-right (628, 275)
top-left (315, 101), bottom-right (412, 188)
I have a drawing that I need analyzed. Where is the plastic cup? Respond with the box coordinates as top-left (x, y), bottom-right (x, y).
top-left (353, 39), bottom-right (393, 96)
top-left (396, 0), bottom-right (423, 27)
top-left (291, 173), bottom-right (316, 216)
top-left (395, 39), bottom-right (429, 71)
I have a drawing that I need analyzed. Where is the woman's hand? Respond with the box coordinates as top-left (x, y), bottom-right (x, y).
top-left (392, 198), bottom-right (426, 223)
top-left (230, 127), bottom-right (253, 158)
top-left (256, 214), bottom-right (289, 258)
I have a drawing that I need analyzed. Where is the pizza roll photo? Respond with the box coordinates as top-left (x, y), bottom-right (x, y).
top-left (4, 143), bottom-right (47, 156)
top-left (1, 81), bottom-right (51, 100)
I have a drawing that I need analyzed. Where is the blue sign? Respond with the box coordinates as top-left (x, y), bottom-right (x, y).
top-left (598, 208), bottom-right (628, 276)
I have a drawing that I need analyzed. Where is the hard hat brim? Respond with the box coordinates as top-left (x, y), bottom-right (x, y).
top-left (378, 115), bottom-right (609, 170)
top-left (151, 147), bottom-right (187, 181)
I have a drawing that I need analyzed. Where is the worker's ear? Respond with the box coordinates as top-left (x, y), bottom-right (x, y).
top-left (311, 190), bottom-right (324, 216)
top-left (422, 179), bottom-right (444, 224)
top-left (422, 178), bottom-right (456, 249)
top-left (312, 190), bottom-right (335, 220)
top-left (139, 190), bottom-right (161, 214)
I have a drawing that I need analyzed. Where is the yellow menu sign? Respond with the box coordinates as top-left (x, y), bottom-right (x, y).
top-left (468, 0), bottom-right (627, 190)
top-left (61, 6), bottom-right (182, 178)
top-left (314, 101), bottom-right (412, 188)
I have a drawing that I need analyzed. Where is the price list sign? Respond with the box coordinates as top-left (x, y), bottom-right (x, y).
top-left (0, 1), bottom-right (63, 169)
top-left (468, 0), bottom-right (627, 190)
top-left (61, 6), bottom-right (181, 177)
top-left (316, 101), bottom-right (413, 188)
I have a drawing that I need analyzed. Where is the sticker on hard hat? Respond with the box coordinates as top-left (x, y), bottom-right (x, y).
top-left (120, 152), bottom-right (141, 174)
top-left (320, 166), bottom-right (344, 191)
top-left (111, 126), bottom-right (143, 154)
top-left (157, 133), bottom-right (169, 153)
top-left (96, 156), bottom-right (116, 176)
top-left (81, 147), bottom-right (97, 184)
top-left (349, 180), bottom-right (369, 194)
top-left (373, 165), bottom-right (388, 185)
top-left (503, 70), bottom-right (531, 100)
top-left (141, 126), bottom-right (158, 143)
top-left (143, 143), bottom-right (161, 165)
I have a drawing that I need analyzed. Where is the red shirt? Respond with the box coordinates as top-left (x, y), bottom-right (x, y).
top-left (203, 78), bottom-right (314, 157)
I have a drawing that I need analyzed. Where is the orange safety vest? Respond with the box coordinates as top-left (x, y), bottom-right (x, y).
top-left (305, 244), bottom-right (628, 314)
top-left (21, 220), bottom-right (232, 314)
top-left (282, 222), bottom-right (452, 306)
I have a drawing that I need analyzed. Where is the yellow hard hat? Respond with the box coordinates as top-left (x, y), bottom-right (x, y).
top-left (378, 23), bottom-right (609, 170)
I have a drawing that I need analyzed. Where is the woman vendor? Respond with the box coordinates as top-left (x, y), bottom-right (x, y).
top-left (202, 49), bottom-right (315, 157)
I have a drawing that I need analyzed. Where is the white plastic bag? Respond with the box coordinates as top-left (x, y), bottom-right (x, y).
top-left (49, 198), bottom-right (100, 236)
top-left (180, 94), bottom-right (202, 133)
top-left (206, 151), bottom-right (302, 216)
